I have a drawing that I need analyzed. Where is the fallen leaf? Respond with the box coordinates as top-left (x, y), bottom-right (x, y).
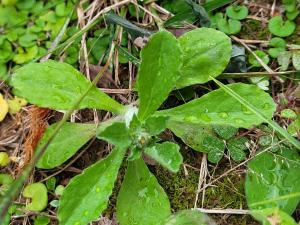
top-left (0, 94), bottom-right (9, 122)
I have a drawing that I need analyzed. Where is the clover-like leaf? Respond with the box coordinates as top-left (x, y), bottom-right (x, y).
top-left (19, 33), bottom-right (38, 48)
top-left (162, 210), bottom-right (216, 225)
top-left (212, 125), bottom-right (238, 140)
top-left (13, 46), bottom-right (38, 64)
top-left (245, 147), bottom-right (300, 214)
top-left (268, 16), bottom-right (296, 37)
top-left (116, 158), bottom-right (171, 225)
top-left (280, 109), bottom-right (297, 119)
top-left (286, 9), bottom-right (299, 20)
top-left (248, 50), bottom-right (270, 67)
top-left (96, 120), bottom-right (131, 148)
top-left (137, 30), bottom-right (182, 121)
top-left (144, 142), bottom-right (183, 173)
top-left (202, 135), bottom-right (225, 163)
top-left (251, 208), bottom-right (298, 225)
top-left (268, 37), bottom-right (286, 58)
top-left (217, 18), bottom-right (241, 35)
top-left (156, 83), bottom-right (276, 129)
top-left (36, 122), bottom-right (96, 169)
top-left (58, 147), bottom-right (126, 225)
top-left (23, 183), bottom-right (48, 212)
top-left (0, 40), bottom-right (13, 63)
top-left (227, 137), bottom-right (248, 161)
top-left (177, 28), bottom-right (231, 87)
top-left (11, 60), bottom-right (124, 113)
top-left (226, 5), bottom-right (249, 20)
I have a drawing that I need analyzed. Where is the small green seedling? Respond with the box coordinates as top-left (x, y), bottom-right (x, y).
top-left (0, 152), bottom-right (10, 167)
top-left (282, 0), bottom-right (297, 13)
top-left (268, 16), bottom-right (296, 37)
top-left (54, 185), bottom-right (64, 196)
top-left (217, 18), bottom-right (241, 35)
top-left (33, 216), bottom-right (50, 225)
top-left (10, 28), bottom-right (277, 225)
top-left (248, 50), bottom-right (270, 67)
top-left (226, 5), bottom-right (249, 20)
top-left (268, 37), bottom-right (286, 58)
top-left (202, 125), bottom-right (248, 163)
top-left (22, 183), bottom-right (48, 212)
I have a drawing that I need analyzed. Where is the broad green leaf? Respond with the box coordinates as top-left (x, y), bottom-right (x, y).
top-left (137, 30), bottom-right (182, 121)
top-left (176, 28), bottom-right (231, 87)
top-left (245, 148), bottom-right (300, 214)
top-left (36, 122), bottom-right (96, 169)
top-left (58, 147), bottom-right (126, 225)
top-left (211, 77), bottom-right (300, 150)
top-left (251, 208), bottom-right (298, 225)
top-left (144, 142), bottom-right (183, 173)
top-left (11, 60), bottom-right (124, 114)
top-left (144, 116), bottom-right (168, 136)
top-left (116, 158), bottom-right (171, 225)
top-left (156, 83), bottom-right (276, 128)
top-left (268, 16), bottom-right (296, 37)
top-left (96, 120), bottom-right (131, 148)
top-left (162, 210), bottom-right (216, 225)
top-left (166, 120), bottom-right (214, 152)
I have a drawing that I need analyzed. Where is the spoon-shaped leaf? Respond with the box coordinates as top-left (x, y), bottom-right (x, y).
top-left (58, 147), bottom-right (126, 225)
top-left (176, 28), bottom-right (231, 87)
top-left (11, 60), bottom-right (124, 113)
top-left (137, 30), bottom-right (182, 121)
top-left (156, 83), bottom-right (276, 129)
top-left (226, 5), bottom-right (249, 20)
top-left (217, 18), bottom-right (241, 35)
top-left (36, 122), bottom-right (96, 169)
top-left (116, 158), bottom-right (171, 225)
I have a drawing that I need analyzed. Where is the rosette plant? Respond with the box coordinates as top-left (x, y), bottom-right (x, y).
top-left (9, 28), bottom-right (279, 225)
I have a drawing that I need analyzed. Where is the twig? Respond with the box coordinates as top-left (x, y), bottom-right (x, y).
top-left (194, 208), bottom-right (250, 215)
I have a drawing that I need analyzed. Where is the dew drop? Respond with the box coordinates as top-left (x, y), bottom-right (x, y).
top-left (241, 105), bottom-right (253, 115)
top-left (200, 113), bottom-right (211, 122)
top-left (218, 112), bottom-right (229, 119)
top-left (234, 118), bottom-right (245, 124)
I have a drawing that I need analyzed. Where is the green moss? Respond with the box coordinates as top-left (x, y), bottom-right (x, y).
top-left (240, 20), bottom-right (270, 40)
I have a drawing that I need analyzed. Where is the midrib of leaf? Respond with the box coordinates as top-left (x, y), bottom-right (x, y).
top-left (211, 77), bottom-right (300, 150)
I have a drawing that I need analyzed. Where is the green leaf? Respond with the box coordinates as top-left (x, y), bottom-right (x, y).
top-left (176, 28), bottom-right (231, 87)
top-left (33, 216), bottom-right (50, 225)
top-left (217, 18), bottom-right (241, 35)
top-left (211, 77), bottom-right (300, 150)
top-left (227, 137), bottom-right (248, 161)
top-left (248, 50), bottom-right (270, 67)
top-left (22, 183), bottom-right (48, 212)
top-left (162, 210), bottom-right (216, 225)
top-left (36, 122), bottom-right (96, 169)
top-left (166, 120), bottom-right (214, 152)
top-left (19, 33), bottom-right (38, 48)
top-left (280, 109), bottom-right (297, 119)
top-left (116, 158), bottom-right (171, 225)
top-left (245, 148), bottom-right (300, 214)
top-left (137, 30), bottom-right (182, 121)
top-left (213, 125), bottom-right (238, 140)
top-left (202, 135), bottom-right (225, 163)
top-left (278, 51), bottom-right (291, 71)
top-left (58, 147), bottom-right (126, 225)
top-left (144, 116), bottom-right (168, 136)
top-left (13, 46), bottom-right (38, 64)
top-left (11, 60), bottom-right (124, 113)
top-left (144, 142), bottom-right (183, 173)
top-left (96, 120), bottom-right (131, 148)
top-left (156, 83), bottom-right (276, 128)
top-left (268, 16), bottom-right (296, 37)
top-left (292, 50), bottom-right (300, 70)
top-left (251, 208), bottom-right (298, 225)
top-left (226, 5), bottom-right (249, 20)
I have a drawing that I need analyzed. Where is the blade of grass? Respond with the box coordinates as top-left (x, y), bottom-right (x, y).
top-left (203, 0), bottom-right (235, 11)
top-left (210, 76), bottom-right (300, 150)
